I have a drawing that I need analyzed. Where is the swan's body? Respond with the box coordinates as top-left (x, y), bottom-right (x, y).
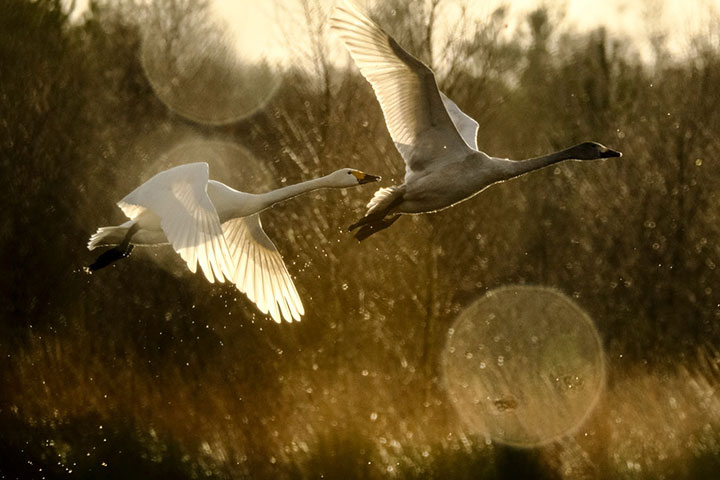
top-left (329, 1), bottom-right (622, 240)
top-left (87, 163), bottom-right (379, 322)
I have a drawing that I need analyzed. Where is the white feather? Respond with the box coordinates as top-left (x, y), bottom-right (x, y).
top-left (88, 163), bottom-right (376, 323)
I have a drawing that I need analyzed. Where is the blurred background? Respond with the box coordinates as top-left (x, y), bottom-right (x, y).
top-left (2, 0), bottom-right (720, 478)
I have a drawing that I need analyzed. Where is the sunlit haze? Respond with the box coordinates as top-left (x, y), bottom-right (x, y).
top-left (67, 0), bottom-right (718, 64)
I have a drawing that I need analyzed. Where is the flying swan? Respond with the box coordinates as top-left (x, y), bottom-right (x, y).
top-left (329, 1), bottom-right (622, 241)
top-left (87, 163), bottom-right (380, 322)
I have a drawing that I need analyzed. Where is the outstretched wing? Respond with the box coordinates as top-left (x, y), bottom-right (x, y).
top-left (329, 1), bottom-right (472, 173)
top-left (223, 215), bottom-right (304, 323)
top-left (118, 162), bottom-right (235, 284)
top-left (440, 92), bottom-right (480, 151)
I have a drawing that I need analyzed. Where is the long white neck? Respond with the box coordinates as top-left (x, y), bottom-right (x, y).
top-left (502, 146), bottom-right (582, 179)
top-left (253, 174), bottom-right (338, 212)
top-left (209, 175), bottom-right (340, 222)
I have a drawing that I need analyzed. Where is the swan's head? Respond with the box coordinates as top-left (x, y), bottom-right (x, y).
top-left (330, 168), bottom-right (382, 187)
top-left (574, 142), bottom-right (623, 160)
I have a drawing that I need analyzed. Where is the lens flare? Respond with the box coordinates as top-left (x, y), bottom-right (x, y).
top-left (140, 0), bottom-right (281, 125)
top-left (441, 285), bottom-right (606, 447)
top-left (142, 138), bottom-right (277, 191)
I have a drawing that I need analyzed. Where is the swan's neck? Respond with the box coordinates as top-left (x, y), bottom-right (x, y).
top-left (210, 176), bottom-right (338, 221)
top-left (254, 175), bottom-right (336, 211)
top-left (503, 147), bottom-right (581, 179)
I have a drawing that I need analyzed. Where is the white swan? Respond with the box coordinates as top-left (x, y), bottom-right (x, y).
top-left (329, 1), bottom-right (622, 241)
top-left (87, 163), bottom-right (380, 322)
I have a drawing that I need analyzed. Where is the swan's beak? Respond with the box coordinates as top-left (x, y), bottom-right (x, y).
top-left (358, 173), bottom-right (382, 184)
top-left (601, 148), bottom-right (622, 158)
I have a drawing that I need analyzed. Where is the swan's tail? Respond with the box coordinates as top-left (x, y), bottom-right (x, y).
top-left (348, 186), bottom-right (404, 241)
top-left (87, 224), bottom-right (132, 250)
top-left (365, 186), bottom-right (403, 216)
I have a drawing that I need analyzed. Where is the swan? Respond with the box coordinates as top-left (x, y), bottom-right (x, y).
top-left (329, 1), bottom-right (622, 241)
top-left (86, 163), bottom-right (380, 322)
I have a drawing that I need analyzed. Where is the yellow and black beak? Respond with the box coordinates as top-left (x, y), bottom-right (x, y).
top-left (352, 171), bottom-right (382, 184)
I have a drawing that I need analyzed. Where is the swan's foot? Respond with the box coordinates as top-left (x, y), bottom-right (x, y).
top-left (84, 222), bottom-right (139, 273)
top-left (348, 209), bottom-right (395, 233)
top-left (84, 245), bottom-right (135, 273)
top-left (351, 216), bottom-right (400, 241)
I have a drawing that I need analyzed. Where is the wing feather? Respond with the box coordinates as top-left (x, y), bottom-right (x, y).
top-left (243, 240), bottom-right (256, 304)
top-left (254, 244), bottom-right (266, 313)
top-left (262, 254), bottom-right (280, 323)
top-left (208, 215), bottom-right (228, 282)
top-left (196, 216), bottom-right (214, 283)
top-left (440, 92), bottom-right (480, 151)
top-left (184, 217), bottom-right (198, 274)
top-left (272, 258), bottom-right (292, 323)
top-left (223, 215), bottom-right (304, 323)
top-left (117, 162), bottom-right (233, 283)
top-left (329, 1), bottom-right (471, 173)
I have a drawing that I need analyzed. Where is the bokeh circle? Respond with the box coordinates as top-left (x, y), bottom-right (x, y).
top-left (143, 138), bottom-right (277, 194)
top-left (441, 286), bottom-right (606, 447)
top-left (140, 0), bottom-right (281, 125)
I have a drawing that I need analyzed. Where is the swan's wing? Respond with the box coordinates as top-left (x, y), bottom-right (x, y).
top-left (223, 215), bottom-right (304, 323)
top-left (440, 92), bottom-right (479, 151)
top-left (118, 162), bottom-right (234, 284)
top-left (329, 1), bottom-right (471, 173)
